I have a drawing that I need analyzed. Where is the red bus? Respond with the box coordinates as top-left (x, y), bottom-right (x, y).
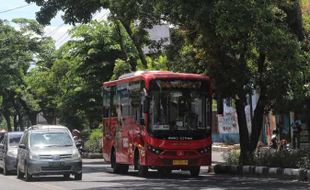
top-left (102, 71), bottom-right (212, 177)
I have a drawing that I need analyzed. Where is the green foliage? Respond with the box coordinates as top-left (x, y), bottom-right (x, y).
top-left (145, 55), bottom-right (168, 71)
top-left (224, 149), bottom-right (310, 169)
top-left (223, 150), bottom-right (240, 165)
top-left (84, 128), bottom-right (103, 153)
top-left (111, 59), bottom-right (131, 80)
top-left (0, 18), bottom-right (50, 130)
top-left (165, 29), bottom-right (208, 74)
top-left (254, 150), bottom-right (310, 169)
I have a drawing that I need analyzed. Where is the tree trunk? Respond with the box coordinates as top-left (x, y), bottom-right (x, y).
top-left (115, 21), bottom-right (137, 71)
top-left (43, 111), bottom-right (56, 124)
top-left (278, 1), bottom-right (304, 40)
top-left (28, 112), bottom-right (37, 126)
top-left (235, 94), bottom-right (251, 164)
top-left (3, 111), bottom-right (11, 131)
top-left (249, 95), bottom-right (266, 152)
top-left (120, 20), bottom-right (148, 68)
top-left (14, 115), bottom-right (18, 131)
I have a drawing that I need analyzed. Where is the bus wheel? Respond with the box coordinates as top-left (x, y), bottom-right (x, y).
top-left (135, 153), bottom-right (148, 177)
top-left (189, 166), bottom-right (200, 177)
top-left (111, 150), bottom-right (121, 173)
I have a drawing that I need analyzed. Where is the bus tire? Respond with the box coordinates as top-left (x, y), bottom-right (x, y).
top-left (135, 151), bottom-right (148, 177)
top-left (111, 149), bottom-right (121, 173)
top-left (189, 166), bottom-right (200, 177)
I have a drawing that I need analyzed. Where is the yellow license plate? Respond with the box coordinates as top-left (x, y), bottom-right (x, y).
top-left (173, 160), bottom-right (188, 165)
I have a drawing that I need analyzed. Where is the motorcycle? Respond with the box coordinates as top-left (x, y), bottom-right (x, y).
top-left (270, 134), bottom-right (278, 150)
top-left (74, 136), bottom-right (84, 156)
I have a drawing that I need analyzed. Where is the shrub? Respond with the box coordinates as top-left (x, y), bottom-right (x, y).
top-left (84, 128), bottom-right (103, 153)
top-left (224, 148), bottom-right (310, 169)
top-left (223, 150), bottom-right (240, 165)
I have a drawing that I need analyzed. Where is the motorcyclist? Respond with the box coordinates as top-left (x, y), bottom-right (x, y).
top-left (72, 129), bottom-right (83, 154)
top-left (270, 129), bottom-right (279, 149)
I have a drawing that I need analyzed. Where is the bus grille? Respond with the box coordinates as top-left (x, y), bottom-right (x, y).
top-left (162, 150), bottom-right (199, 157)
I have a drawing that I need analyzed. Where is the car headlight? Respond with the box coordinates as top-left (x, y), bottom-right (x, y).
top-left (72, 149), bottom-right (81, 159)
top-left (7, 149), bottom-right (17, 157)
top-left (29, 152), bottom-right (40, 160)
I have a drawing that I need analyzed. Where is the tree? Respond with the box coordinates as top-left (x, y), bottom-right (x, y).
top-left (156, 0), bottom-right (308, 163)
top-left (24, 0), bottom-right (161, 69)
top-left (60, 20), bottom-right (123, 129)
top-left (0, 19), bottom-right (47, 130)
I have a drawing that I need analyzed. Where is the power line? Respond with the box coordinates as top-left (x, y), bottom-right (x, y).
top-left (0, 4), bottom-right (31, 14)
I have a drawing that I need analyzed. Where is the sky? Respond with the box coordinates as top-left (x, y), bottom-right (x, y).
top-left (0, 0), bottom-right (109, 48)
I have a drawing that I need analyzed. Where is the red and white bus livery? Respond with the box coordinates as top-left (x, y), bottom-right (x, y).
top-left (102, 71), bottom-right (212, 176)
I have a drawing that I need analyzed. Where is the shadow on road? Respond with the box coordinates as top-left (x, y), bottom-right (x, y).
top-left (79, 161), bottom-right (309, 190)
top-left (75, 175), bottom-right (310, 190)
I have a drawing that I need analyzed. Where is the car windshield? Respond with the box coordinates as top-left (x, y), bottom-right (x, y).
top-left (9, 133), bottom-right (22, 147)
top-left (30, 132), bottom-right (73, 147)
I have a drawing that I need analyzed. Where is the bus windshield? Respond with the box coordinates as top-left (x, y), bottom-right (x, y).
top-left (149, 80), bottom-right (210, 139)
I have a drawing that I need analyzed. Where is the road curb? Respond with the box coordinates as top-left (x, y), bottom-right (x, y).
top-left (214, 164), bottom-right (309, 181)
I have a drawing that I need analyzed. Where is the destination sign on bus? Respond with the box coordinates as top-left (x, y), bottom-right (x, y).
top-left (158, 80), bottom-right (202, 89)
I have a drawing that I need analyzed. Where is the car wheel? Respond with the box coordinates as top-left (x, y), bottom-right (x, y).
top-left (25, 165), bottom-right (32, 182)
top-left (74, 173), bottom-right (82, 180)
top-left (3, 161), bottom-right (8, 175)
top-left (64, 174), bottom-right (70, 180)
top-left (16, 162), bottom-right (24, 179)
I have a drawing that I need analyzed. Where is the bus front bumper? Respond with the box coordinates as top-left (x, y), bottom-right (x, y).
top-left (145, 151), bottom-right (211, 168)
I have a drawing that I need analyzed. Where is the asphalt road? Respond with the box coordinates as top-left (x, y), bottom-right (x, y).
top-left (0, 159), bottom-right (309, 190)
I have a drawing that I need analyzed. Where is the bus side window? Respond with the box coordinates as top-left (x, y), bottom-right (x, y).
top-left (110, 87), bottom-right (117, 117)
top-left (129, 81), bottom-right (142, 123)
top-left (102, 87), bottom-right (110, 118)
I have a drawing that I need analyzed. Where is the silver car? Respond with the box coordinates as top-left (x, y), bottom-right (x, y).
top-left (0, 132), bottom-right (23, 175)
top-left (16, 125), bottom-right (82, 181)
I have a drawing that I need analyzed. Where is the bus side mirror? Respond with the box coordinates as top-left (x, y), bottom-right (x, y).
top-left (143, 98), bottom-right (150, 113)
top-left (140, 118), bottom-right (145, 125)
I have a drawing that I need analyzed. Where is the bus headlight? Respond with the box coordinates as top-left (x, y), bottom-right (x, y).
top-left (147, 145), bottom-right (163, 154)
top-left (199, 145), bottom-right (211, 154)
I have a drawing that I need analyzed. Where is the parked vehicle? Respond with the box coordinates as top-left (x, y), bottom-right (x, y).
top-left (0, 132), bottom-right (23, 175)
top-left (16, 125), bottom-right (82, 181)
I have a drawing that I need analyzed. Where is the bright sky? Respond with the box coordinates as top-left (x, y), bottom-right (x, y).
top-left (0, 0), bottom-right (109, 48)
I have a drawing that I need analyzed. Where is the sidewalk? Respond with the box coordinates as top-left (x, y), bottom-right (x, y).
top-left (212, 143), bottom-right (240, 152)
top-left (211, 143), bottom-right (310, 181)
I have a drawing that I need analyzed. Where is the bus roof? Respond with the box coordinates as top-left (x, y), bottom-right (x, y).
top-left (103, 71), bottom-right (210, 87)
